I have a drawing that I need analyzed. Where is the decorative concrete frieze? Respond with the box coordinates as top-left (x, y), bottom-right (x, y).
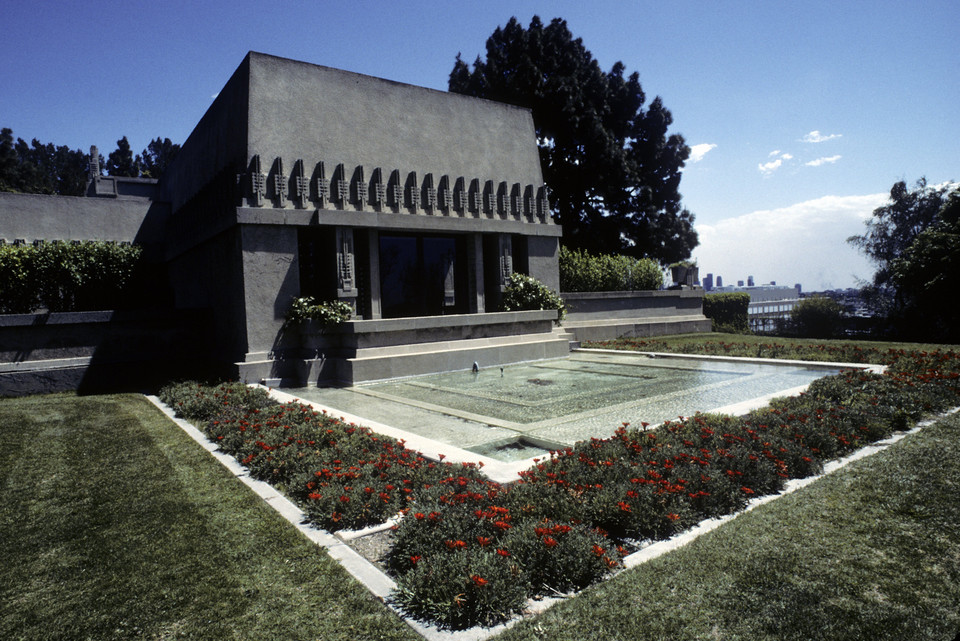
top-left (250, 155), bottom-right (266, 206)
top-left (437, 175), bottom-right (451, 214)
top-left (271, 157), bottom-right (287, 204)
top-left (293, 159), bottom-right (310, 208)
top-left (353, 165), bottom-right (366, 209)
top-left (469, 178), bottom-right (481, 216)
top-left (314, 161), bottom-right (328, 208)
top-left (424, 173), bottom-right (436, 213)
top-left (454, 177), bottom-right (467, 216)
top-left (537, 185), bottom-right (551, 223)
top-left (498, 234), bottom-right (513, 291)
top-left (371, 167), bottom-right (386, 209)
top-left (388, 169), bottom-right (403, 210)
top-left (335, 227), bottom-right (357, 298)
top-left (524, 184), bottom-right (536, 221)
top-left (406, 171), bottom-right (420, 213)
top-left (497, 181), bottom-right (508, 218)
top-left (483, 180), bottom-right (495, 217)
top-left (241, 155), bottom-right (553, 223)
top-left (334, 163), bottom-right (348, 207)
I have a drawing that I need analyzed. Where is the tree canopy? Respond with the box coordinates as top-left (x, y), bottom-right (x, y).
top-left (449, 16), bottom-right (697, 264)
top-left (0, 127), bottom-right (90, 196)
top-left (0, 129), bottom-right (181, 195)
top-left (849, 178), bottom-right (960, 341)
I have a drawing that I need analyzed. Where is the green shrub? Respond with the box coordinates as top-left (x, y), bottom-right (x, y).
top-left (559, 247), bottom-right (663, 292)
top-left (285, 296), bottom-right (353, 326)
top-left (703, 292), bottom-right (750, 333)
top-left (0, 241), bottom-right (143, 313)
top-left (499, 273), bottom-right (566, 322)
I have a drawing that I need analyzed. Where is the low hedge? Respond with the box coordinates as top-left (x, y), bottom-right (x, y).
top-left (559, 247), bottom-right (663, 292)
top-left (703, 292), bottom-right (750, 333)
top-left (159, 347), bottom-right (960, 630)
top-left (0, 241), bottom-right (143, 313)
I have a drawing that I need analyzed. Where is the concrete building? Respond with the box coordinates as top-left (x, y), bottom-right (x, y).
top-left (1, 52), bottom-right (708, 394)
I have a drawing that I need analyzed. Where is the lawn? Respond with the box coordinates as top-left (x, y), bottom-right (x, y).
top-left (496, 412), bottom-right (960, 641)
top-left (0, 393), bottom-right (419, 641)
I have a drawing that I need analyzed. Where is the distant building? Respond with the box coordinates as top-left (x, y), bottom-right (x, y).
top-left (703, 273), bottom-right (714, 291)
top-left (747, 275), bottom-right (755, 287)
top-left (712, 282), bottom-right (799, 332)
top-left (716, 275), bottom-right (723, 288)
top-left (737, 280), bottom-right (744, 287)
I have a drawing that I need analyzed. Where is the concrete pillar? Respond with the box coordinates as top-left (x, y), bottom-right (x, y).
top-left (366, 229), bottom-right (382, 319)
top-left (467, 233), bottom-right (485, 313)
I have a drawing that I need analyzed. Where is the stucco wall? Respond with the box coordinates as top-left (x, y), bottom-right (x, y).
top-left (0, 192), bottom-right (164, 249)
top-left (245, 52), bottom-right (544, 190)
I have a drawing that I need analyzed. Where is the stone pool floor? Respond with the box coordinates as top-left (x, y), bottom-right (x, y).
top-left (281, 349), bottom-right (841, 464)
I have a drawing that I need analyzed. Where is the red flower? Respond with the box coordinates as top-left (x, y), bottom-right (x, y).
top-left (741, 487), bottom-right (755, 495)
top-left (667, 513), bottom-right (680, 521)
top-left (470, 575), bottom-right (488, 587)
top-left (445, 539), bottom-right (467, 549)
top-left (496, 548), bottom-right (511, 557)
top-left (414, 512), bottom-right (425, 520)
top-left (543, 536), bottom-right (558, 548)
top-left (410, 555), bottom-right (421, 565)
top-left (307, 492), bottom-right (322, 500)
top-left (339, 495), bottom-right (350, 503)
top-left (592, 544), bottom-right (605, 557)
top-left (477, 536), bottom-right (491, 546)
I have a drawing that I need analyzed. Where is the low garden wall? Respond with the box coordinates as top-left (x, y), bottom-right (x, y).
top-left (561, 289), bottom-right (712, 341)
top-left (240, 310), bottom-right (567, 386)
top-left (0, 309), bottom-right (211, 396)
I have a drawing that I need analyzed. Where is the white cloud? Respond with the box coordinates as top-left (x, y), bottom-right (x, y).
top-left (689, 143), bottom-right (717, 163)
top-left (758, 159), bottom-right (783, 174)
top-left (692, 192), bottom-right (889, 290)
top-left (758, 151), bottom-right (792, 175)
top-left (806, 155), bottom-right (842, 167)
top-left (802, 130), bottom-right (842, 143)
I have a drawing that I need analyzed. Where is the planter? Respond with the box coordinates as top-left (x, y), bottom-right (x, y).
top-left (671, 265), bottom-right (699, 287)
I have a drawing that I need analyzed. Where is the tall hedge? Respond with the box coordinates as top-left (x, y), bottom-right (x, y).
top-left (0, 241), bottom-right (143, 313)
top-left (559, 247), bottom-right (663, 292)
top-left (703, 292), bottom-right (750, 333)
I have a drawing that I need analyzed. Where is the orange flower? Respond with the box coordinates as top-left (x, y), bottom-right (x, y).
top-left (543, 536), bottom-right (558, 548)
top-left (470, 575), bottom-right (488, 587)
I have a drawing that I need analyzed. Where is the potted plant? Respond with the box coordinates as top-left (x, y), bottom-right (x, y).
top-left (669, 260), bottom-right (699, 287)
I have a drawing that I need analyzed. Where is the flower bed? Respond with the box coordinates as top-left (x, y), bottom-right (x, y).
top-left (159, 347), bottom-right (960, 630)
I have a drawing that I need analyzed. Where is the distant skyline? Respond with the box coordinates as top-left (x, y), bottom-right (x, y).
top-left (2, 0), bottom-right (957, 290)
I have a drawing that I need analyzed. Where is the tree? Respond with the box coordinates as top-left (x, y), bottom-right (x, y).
top-left (139, 137), bottom-right (180, 179)
top-left (105, 136), bottom-right (139, 177)
top-left (849, 178), bottom-right (959, 340)
top-left (449, 16), bottom-right (697, 264)
top-left (0, 128), bottom-right (89, 196)
top-left (0, 128), bottom-right (17, 192)
top-left (888, 186), bottom-right (960, 341)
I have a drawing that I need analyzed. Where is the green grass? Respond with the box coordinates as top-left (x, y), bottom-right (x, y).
top-left (495, 412), bottom-right (960, 641)
top-left (0, 393), bottom-right (418, 641)
top-left (586, 332), bottom-right (958, 362)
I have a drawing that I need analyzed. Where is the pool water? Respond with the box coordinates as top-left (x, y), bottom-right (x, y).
top-left (284, 351), bottom-right (840, 462)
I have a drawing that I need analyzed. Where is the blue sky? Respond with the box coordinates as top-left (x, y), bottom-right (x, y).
top-left (3, 0), bottom-right (957, 290)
